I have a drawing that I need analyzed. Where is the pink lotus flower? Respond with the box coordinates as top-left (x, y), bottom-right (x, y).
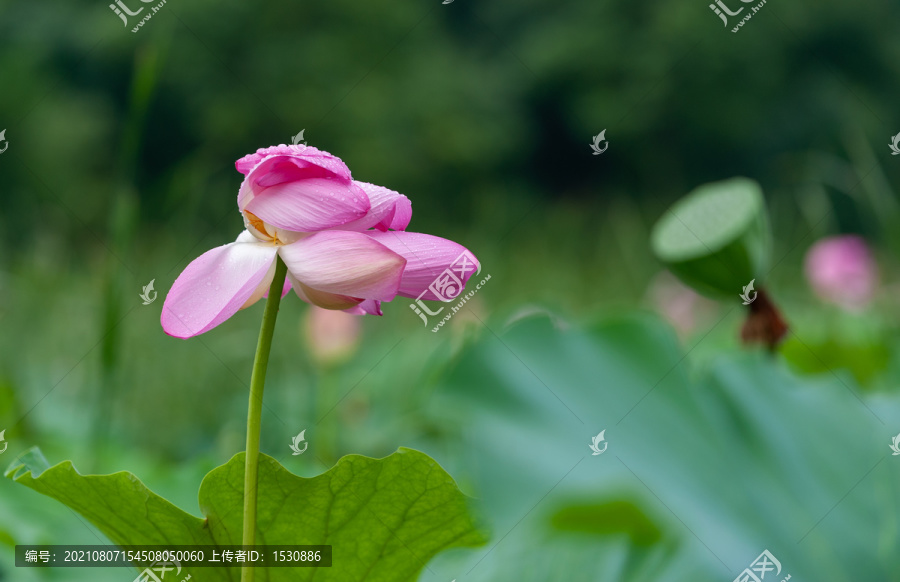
top-left (161, 144), bottom-right (478, 338)
top-left (804, 235), bottom-right (878, 311)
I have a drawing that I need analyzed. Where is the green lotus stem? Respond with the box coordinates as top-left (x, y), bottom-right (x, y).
top-left (242, 255), bottom-right (288, 582)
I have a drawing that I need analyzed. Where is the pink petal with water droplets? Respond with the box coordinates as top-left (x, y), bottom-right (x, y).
top-left (238, 152), bottom-right (369, 232)
top-left (278, 230), bottom-right (406, 302)
top-left (364, 231), bottom-right (479, 300)
top-left (336, 181), bottom-right (412, 232)
top-left (161, 232), bottom-right (278, 338)
top-left (235, 145), bottom-right (348, 176)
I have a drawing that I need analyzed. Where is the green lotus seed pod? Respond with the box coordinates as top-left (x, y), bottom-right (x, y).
top-left (651, 177), bottom-right (771, 298)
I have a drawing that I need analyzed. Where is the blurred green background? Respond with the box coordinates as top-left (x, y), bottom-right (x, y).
top-left (2, 0), bottom-right (900, 579)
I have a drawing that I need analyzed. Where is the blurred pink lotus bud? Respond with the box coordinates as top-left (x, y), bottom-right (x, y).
top-left (804, 235), bottom-right (878, 311)
top-left (304, 306), bottom-right (361, 367)
top-left (646, 271), bottom-right (717, 338)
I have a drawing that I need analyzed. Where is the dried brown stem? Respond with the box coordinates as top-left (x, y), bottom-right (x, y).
top-left (740, 287), bottom-right (788, 351)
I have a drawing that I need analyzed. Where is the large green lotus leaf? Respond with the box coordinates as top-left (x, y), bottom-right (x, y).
top-left (6, 447), bottom-right (487, 581)
top-left (427, 313), bottom-right (900, 581)
top-left (651, 177), bottom-right (771, 297)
